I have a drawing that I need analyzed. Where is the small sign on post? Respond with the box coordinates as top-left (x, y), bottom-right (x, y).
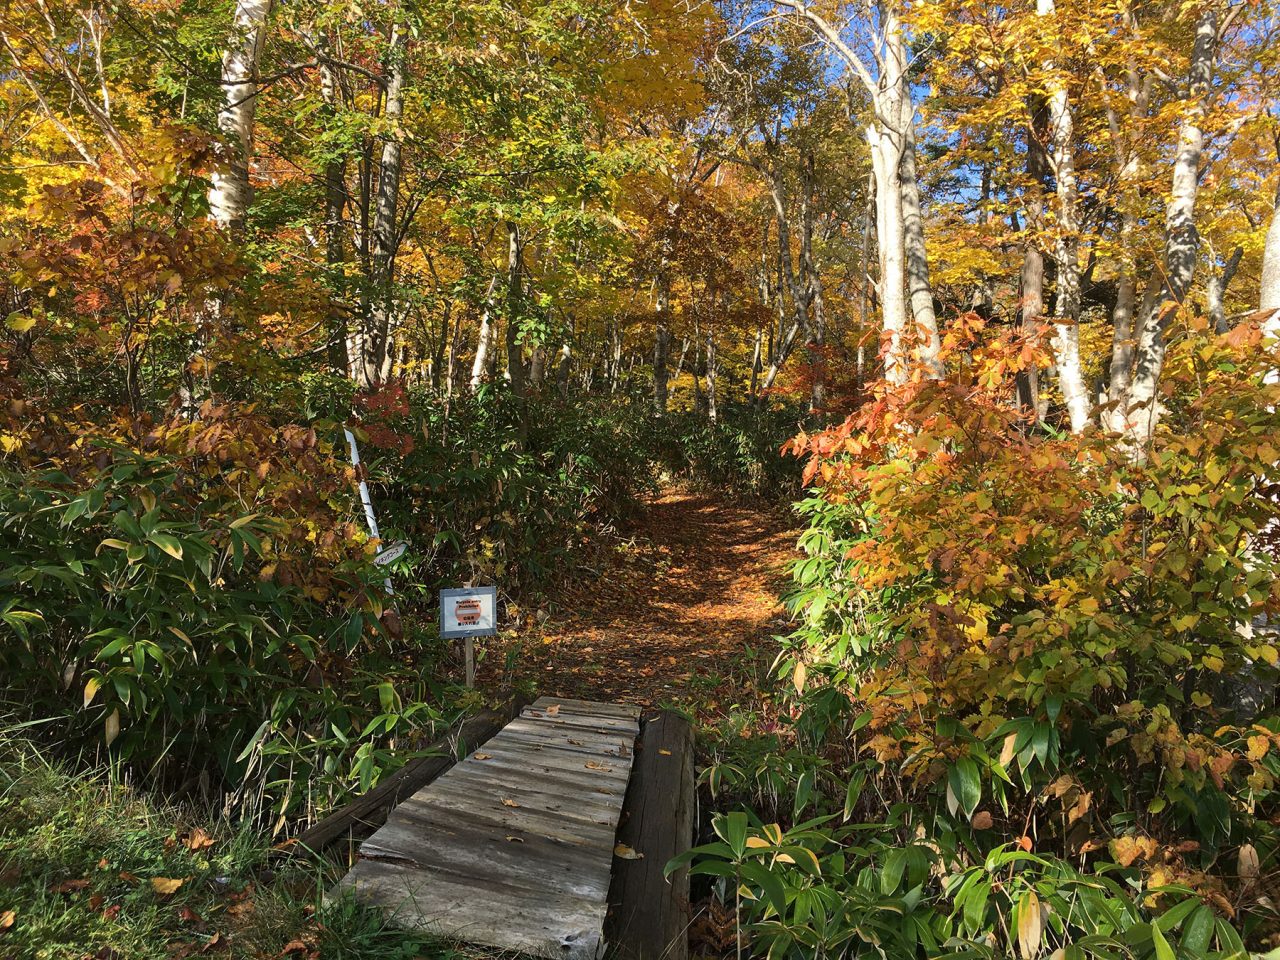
top-left (440, 586), bottom-right (497, 688)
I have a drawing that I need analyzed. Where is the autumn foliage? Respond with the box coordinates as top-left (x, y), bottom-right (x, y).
top-left (760, 315), bottom-right (1280, 952)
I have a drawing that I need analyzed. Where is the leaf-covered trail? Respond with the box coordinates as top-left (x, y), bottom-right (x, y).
top-left (482, 488), bottom-right (798, 713)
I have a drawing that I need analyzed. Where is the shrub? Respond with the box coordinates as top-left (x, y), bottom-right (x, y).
top-left (0, 409), bottom-right (450, 824)
top-left (656, 403), bottom-right (805, 500)
top-left (697, 317), bottom-right (1280, 956)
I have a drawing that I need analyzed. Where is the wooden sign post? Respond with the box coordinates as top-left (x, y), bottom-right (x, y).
top-left (439, 586), bottom-right (497, 687)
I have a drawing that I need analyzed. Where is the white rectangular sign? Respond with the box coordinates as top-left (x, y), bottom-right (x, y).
top-left (440, 586), bottom-right (498, 639)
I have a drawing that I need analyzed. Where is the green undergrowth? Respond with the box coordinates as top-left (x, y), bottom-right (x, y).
top-left (0, 729), bottom-right (466, 960)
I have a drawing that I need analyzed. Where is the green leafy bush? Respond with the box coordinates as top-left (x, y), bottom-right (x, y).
top-left (0, 421), bottom-right (450, 823)
top-left (655, 404), bottom-right (805, 500)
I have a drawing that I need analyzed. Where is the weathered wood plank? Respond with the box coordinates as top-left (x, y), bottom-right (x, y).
top-left (533, 696), bottom-right (643, 721)
top-left (336, 697), bottom-right (639, 960)
top-left (521, 706), bottom-right (639, 735)
top-left (336, 859), bottom-right (607, 959)
top-left (606, 712), bottom-right (696, 960)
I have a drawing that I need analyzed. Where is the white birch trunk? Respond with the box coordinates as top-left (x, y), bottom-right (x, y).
top-left (470, 276), bottom-right (499, 392)
top-left (208, 0), bottom-right (272, 232)
top-left (1121, 7), bottom-right (1218, 451)
top-left (1261, 188), bottom-right (1280, 333)
top-left (1037, 0), bottom-right (1089, 432)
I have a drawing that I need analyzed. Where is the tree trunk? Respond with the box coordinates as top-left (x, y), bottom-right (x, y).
top-left (653, 295), bottom-right (671, 415)
top-left (1261, 185), bottom-right (1280, 327)
top-left (1208, 246), bottom-right (1243, 333)
top-left (1017, 210), bottom-right (1045, 420)
top-left (362, 22), bottom-right (406, 389)
top-left (316, 29), bottom-right (349, 374)
top-left (1121, 7), bottom-right (1217, 451)
top-left (705, 331), bottom-right (718, 422)
top-left (208, 0), bottom-right (272, 233)
top-left (556, 342), bottom-right (572, 397)
top-left (868, 122), bottom-right (908, 384)
top-left (504, 222), bottom-right (529, 398)
top-left (470, 276), bottom-right (499, 392)
top-left (897, 101), bottom-right (941, 377)
top-left (749, 323), bottom-right (762, 398)
top-left (1038, 0), bottom-right (1089, 433)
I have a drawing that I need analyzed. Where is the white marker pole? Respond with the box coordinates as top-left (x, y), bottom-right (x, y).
top-left (344, 427), bottom-right (394, 596)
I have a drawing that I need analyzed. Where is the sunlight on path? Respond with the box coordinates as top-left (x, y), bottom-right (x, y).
top-left (481, 489), bottom-right (798, 710)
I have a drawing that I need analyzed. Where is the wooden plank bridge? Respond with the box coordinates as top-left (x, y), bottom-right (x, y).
top-left (329, 695), bottom-right (690, 960)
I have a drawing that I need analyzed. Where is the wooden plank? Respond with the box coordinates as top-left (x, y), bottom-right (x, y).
top-left (337, 697), bottom-right (639, 960)
top-left (533, 696), bottom-right (643, 721)
top-left (521, 706), bottom-right (640, 735)
top-left (335, 859), bottom-right (607, 959)
top-left (606, 712), bottom-right (696, 960)
top-left (291, 700), bottom-right (523, 858)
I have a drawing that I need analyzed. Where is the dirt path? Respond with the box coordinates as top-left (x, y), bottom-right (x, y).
top-left (481, 488), bottom-right (797, 713)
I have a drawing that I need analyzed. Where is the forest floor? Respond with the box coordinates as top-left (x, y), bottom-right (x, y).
top-left (479, 486), bottom-right (799, 724)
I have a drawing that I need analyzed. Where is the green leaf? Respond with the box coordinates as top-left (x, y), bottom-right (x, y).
top-left (949, 757), bottom-right (982, 818)
top-left (1179, 904), bottom-right (1214, 955)
top-left (148, 533), bottom-right (183, 560)
top-left (1151, 922), bottom-right (1175, 960)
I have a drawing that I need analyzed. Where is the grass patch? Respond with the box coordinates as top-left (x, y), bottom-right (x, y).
top-left (0, 732), bottom-right (463, 959)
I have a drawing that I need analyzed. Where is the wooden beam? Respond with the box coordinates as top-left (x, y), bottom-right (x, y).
top-left (292, 696), bottom-right (526, 858)
top-left (606, 711), bottom-right (695, 960)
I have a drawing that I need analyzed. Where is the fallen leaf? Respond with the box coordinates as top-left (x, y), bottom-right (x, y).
top-left (614, 844), bottom-right (644, 860)
top-left (151, 877), bottom-right (186, 895)
top-left (658, 749), bottom-right (672, 756)
top-left (97, 858), bottom-right (109, 870)
top-left (279, 941), bottom-right (309, 956)
top-left (1239, 843), bottom-right (1260, 883)
top-left (501, 799), bottom-right (520, 808)
top-left (505, 835), bottom-right (524, 843)
top-left (178, 906), bottom-right (202, 923)
top-left (118, 871), bottom-right (139, 884)
top-left (270, 838), bottom-right (299, 853)
top-left (184, 828), bottom-right (215, 852)
top-left (0, 911), bottom-right (14, 932)
top-left (585, 760), bottom-right (612, 771)
top-left (101, 904), bottom-right (120, 921)
top-left (546, 705), bottom-right (560, 716)
top-left (473, 753), bottom-right (492, 760)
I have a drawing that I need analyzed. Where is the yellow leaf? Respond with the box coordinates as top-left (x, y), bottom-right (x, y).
top-left (5, 313), bottom-right (35, 332)
top-left (793, 660), bottom-right (807, 694)
top-left (1017, 890), bottom-right (1042, 959)
top-left (745, 837), bottom-right (772, 849)
top-left (0, 910), bottom-right (13, 930)
top-left (614, 843), bottom-right (644, 860)
top-left (104, 709), bottom-right (120, 747)
top-left (83, 678), bottom-right (100, 710)
top-left (151, 877), bottom-right (185, 895)
top-left (501, 799), bottom-right (519, 808)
